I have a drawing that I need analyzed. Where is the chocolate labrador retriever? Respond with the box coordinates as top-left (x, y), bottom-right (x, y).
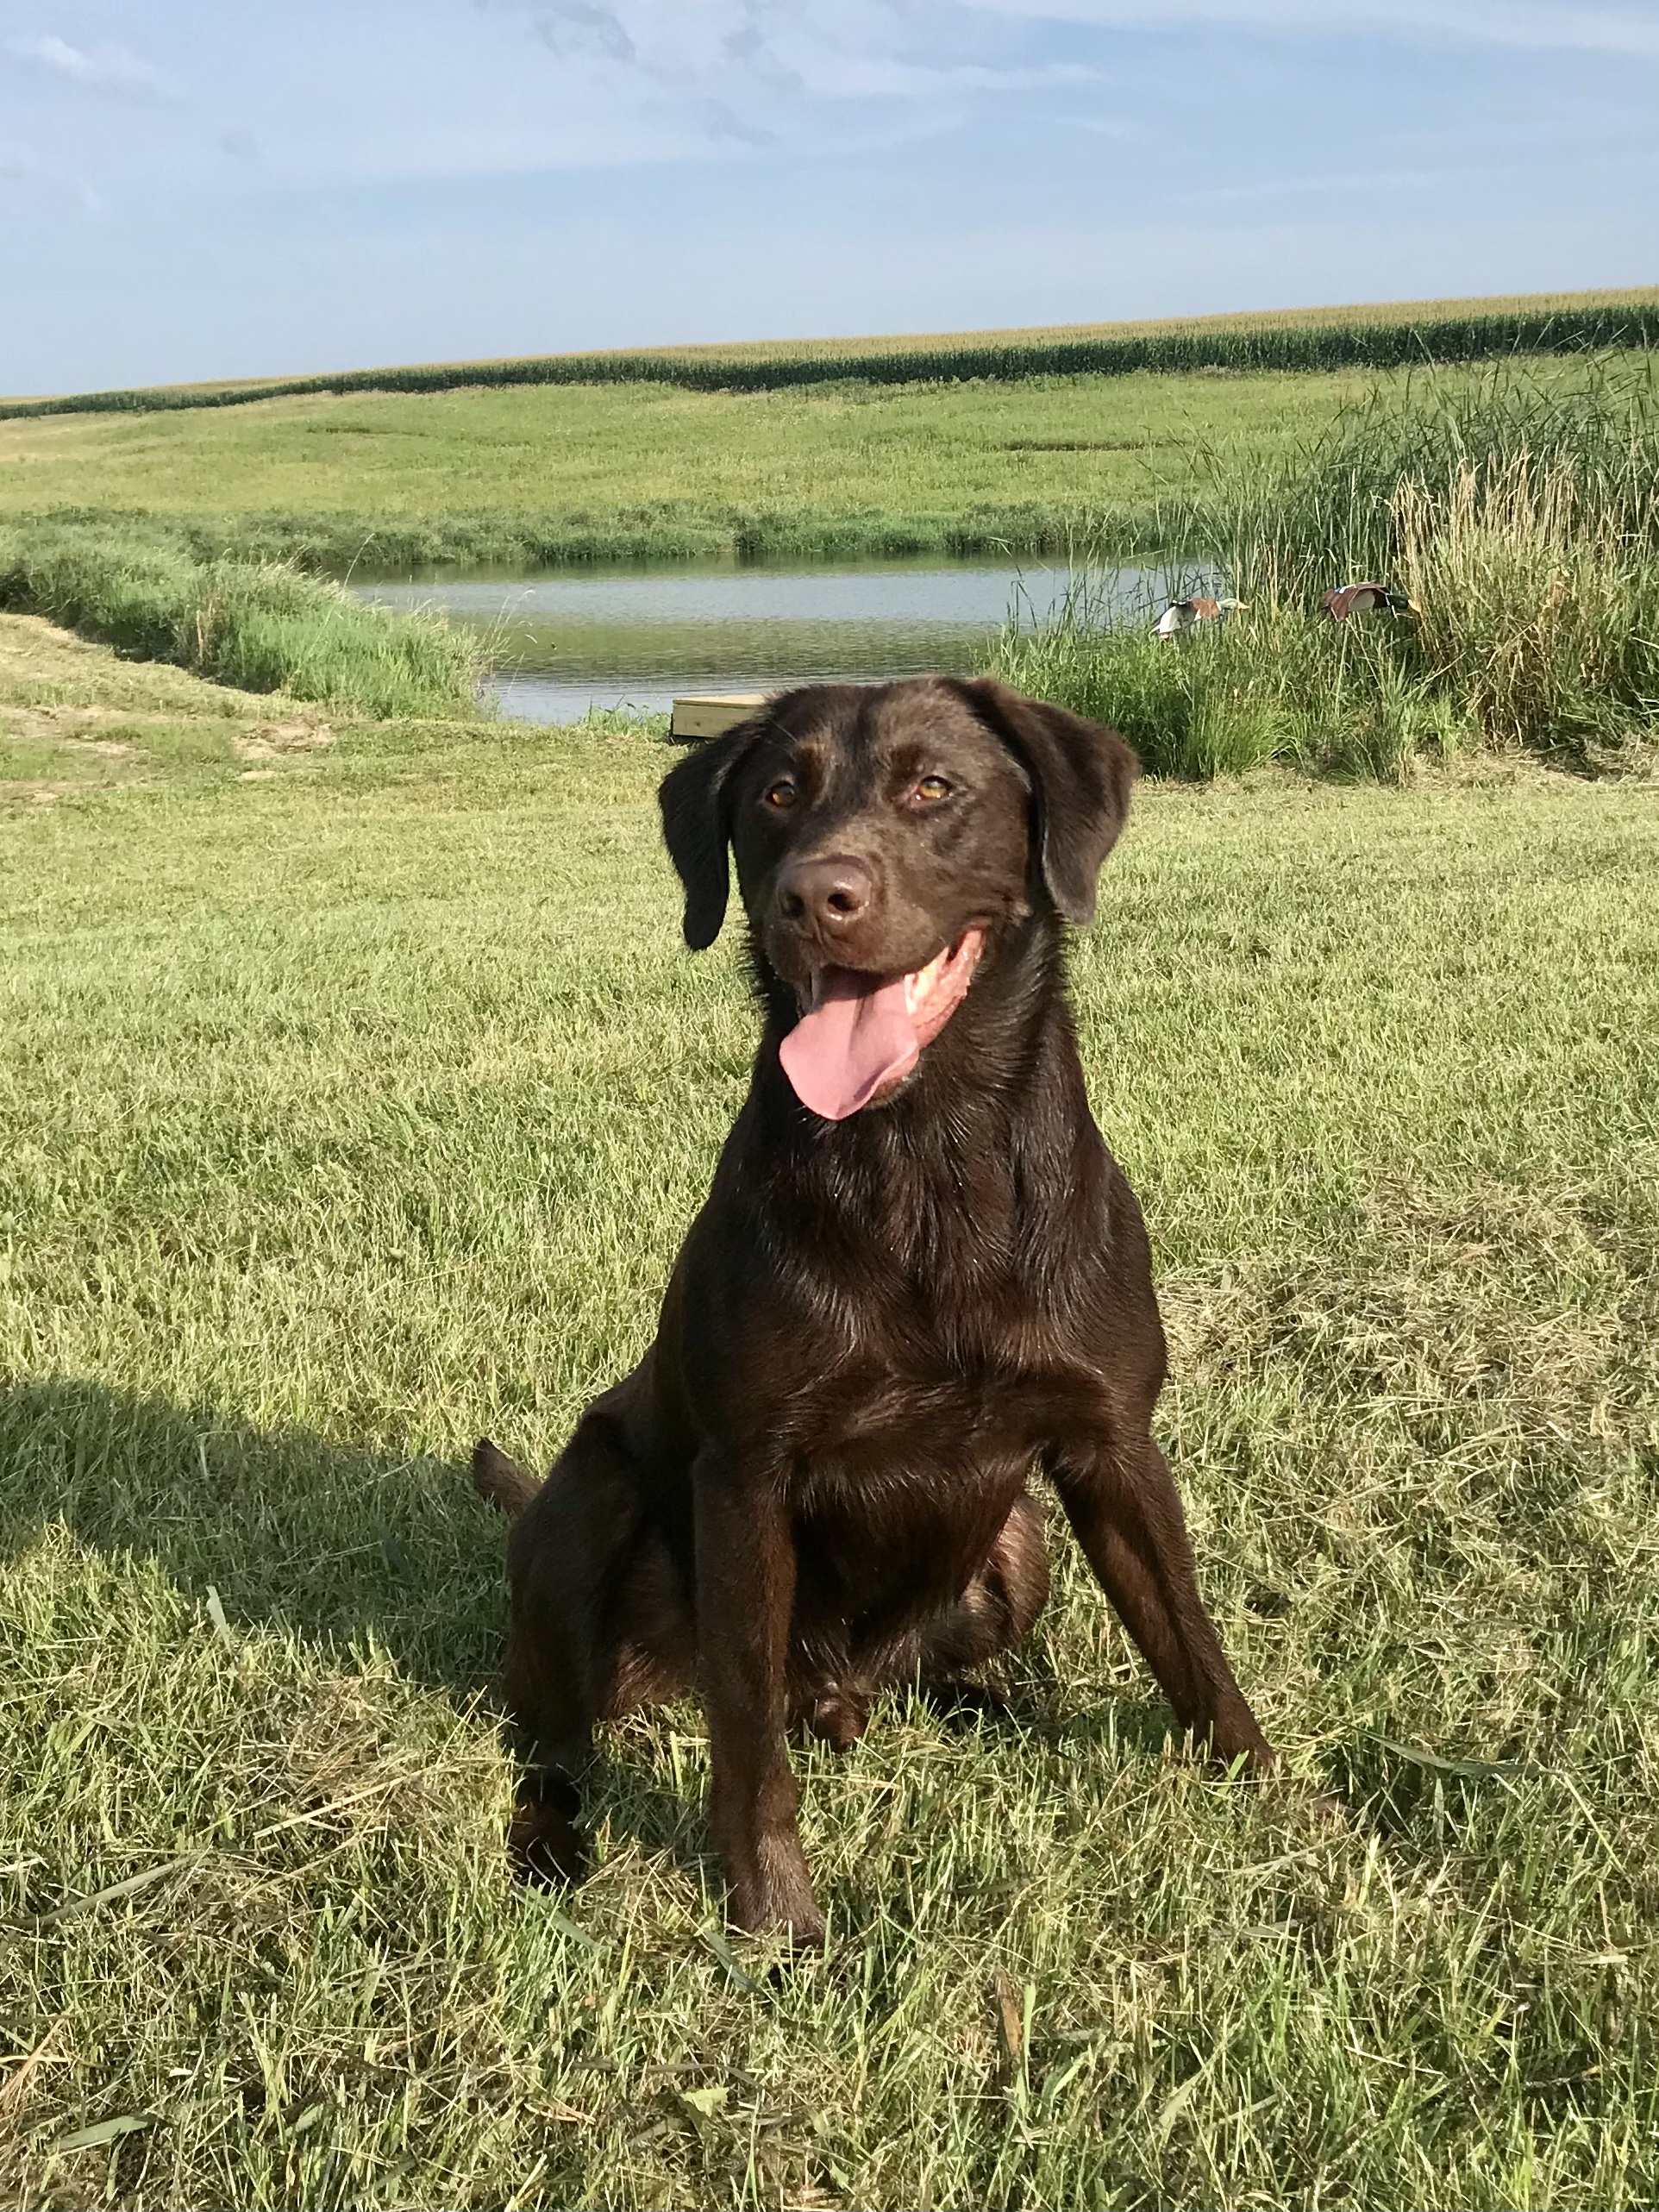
top-left (475, 674), bottom-right (1272, 1941)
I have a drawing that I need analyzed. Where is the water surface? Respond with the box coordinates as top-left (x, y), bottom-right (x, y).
top-left (355, 556), bottom-right (1168, 723)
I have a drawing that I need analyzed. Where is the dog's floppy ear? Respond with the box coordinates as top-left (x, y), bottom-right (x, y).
top-left (657, 717), bottom-right (767, 950)
top-left (955, 677), bottom-right (1139, 925)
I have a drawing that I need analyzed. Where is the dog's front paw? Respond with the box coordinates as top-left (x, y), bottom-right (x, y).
top-left (509, 1776), bottom-right (587, 1887)
top-left (729, 1836), bottom-right (825, 1949)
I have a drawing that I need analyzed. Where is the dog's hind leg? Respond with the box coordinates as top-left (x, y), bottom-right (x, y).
top-left (854, 1489), bottom-right (1051, 1726)
top-left (477, 1408), bottom-right (692, 1881)
top-left (913, 1488), bottom-right (1051, 1681)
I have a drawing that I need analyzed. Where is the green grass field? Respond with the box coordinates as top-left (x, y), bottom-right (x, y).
top-left (3, 614), bottom-right (1658, 2209)
top-left (0, 363), bottom-right (1386, 564)
top-left (2, 354), bottom-right (1633, 573)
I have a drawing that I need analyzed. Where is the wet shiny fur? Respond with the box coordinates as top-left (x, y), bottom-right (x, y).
top-left (476, 675), bottom-right (1273, 1940)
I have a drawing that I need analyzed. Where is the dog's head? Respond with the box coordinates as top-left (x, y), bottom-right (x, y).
top-left (658, 677), bottom-right (1138, 1119)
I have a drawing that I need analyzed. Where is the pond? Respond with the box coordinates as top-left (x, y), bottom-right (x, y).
top-left (352, 555), bottom-right (1172, 723)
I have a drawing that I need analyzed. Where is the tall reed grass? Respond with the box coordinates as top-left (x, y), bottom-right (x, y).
top-left (995, 359), bottom-right (1659, 775)
top-left (1396, 454), bottom-right (1659, 751)
top-left (0, 521), bottom-right (483, 718)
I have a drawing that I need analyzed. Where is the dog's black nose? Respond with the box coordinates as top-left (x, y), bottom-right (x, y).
top-left (777, 855), bottom-right (873, 932)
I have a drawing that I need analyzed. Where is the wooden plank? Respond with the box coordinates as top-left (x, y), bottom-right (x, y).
top-left (670, 692), bottom-right (767, 741)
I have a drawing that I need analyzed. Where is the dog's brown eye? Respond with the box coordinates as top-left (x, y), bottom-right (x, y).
top-left (915, 774), bottom-right (952, 803)
top-left (764, 780), bottom-right (798, 811)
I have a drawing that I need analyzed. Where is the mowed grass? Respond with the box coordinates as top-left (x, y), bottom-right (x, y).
top-left (0, 361), bottom-right (1595, 568)
top-left (3, 615), bottom-right (1659, 2209)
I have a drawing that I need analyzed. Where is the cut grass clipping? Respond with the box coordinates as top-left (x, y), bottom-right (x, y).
top-left (3, 611), bottom-right (1659, 2209)
top-left (994, 357), bottom-right (1659, 777)
top-left (0, 520), bottom-right (481, 721)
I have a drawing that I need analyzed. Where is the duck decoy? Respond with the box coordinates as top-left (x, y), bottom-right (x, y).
top-left (1154, 594), bottom-right (1245, 638)
top-left (1324, 581), bottom-right (1419, 620)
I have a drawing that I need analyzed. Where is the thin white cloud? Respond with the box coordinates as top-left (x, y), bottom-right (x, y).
top-left (222, 0), bottom-right (1061, 182)
top-left (804, 54), bottom-right (1105, 97)
top-left (7, 33), bottom-right (178, 96)
top-left (2, 0), bottom-right (1654, 212)
top-left (527, 1), bottom-right (639, 64)
top-left (967, 0), bottom-right (1659, 60)
top-left (485, 0), bottom-right (1070, 105)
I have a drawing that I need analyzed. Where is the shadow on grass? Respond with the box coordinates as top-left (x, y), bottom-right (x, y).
top-left (0, 1374), bottom-right (1255, 1896)
top-left (0, 1371), bottom-right (711, 1889)
top-left (0, 1372), bottom-right (502, 1688)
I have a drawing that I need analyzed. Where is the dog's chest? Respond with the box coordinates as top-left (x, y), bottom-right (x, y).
top-left (783, 1344), bottom-right (1073, 1613)
top-left (776, 1161), bottom-right (1105, 1479)
top-left (789, 1320), bottom-right (1092, 1494)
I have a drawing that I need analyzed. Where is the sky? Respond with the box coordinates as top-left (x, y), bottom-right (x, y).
top-left (2, 0), bottom-right (1656, 395)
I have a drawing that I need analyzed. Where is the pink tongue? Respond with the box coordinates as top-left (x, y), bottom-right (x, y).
top-left (779, 968), bottom-right (918, 1120)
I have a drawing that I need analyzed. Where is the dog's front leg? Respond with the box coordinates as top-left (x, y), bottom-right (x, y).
top-left (692, 1453), bottom-right (824, 1944)
top-left (1049, 1426), bottom-right (1275, 1773)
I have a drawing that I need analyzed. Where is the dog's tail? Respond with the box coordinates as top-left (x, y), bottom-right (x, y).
top-left (473, 1436), bottom-right (540, 1518)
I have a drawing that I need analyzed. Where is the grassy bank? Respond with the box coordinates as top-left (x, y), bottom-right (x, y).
top-left (995, 359), bottom-right (1659, 775)
top-left (0, 362), bottom-right (1421, 572)
top-left (3, 357), bottom-right (1634, 578)
top-left (0, 521), bottom-right (481, 719)
top-left (101, 499), bottom-right (1147, 576)
top-left (3, 613), bottom-right (1659, 2208)
top-left (6, 291), bottom-right (1656, 423)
